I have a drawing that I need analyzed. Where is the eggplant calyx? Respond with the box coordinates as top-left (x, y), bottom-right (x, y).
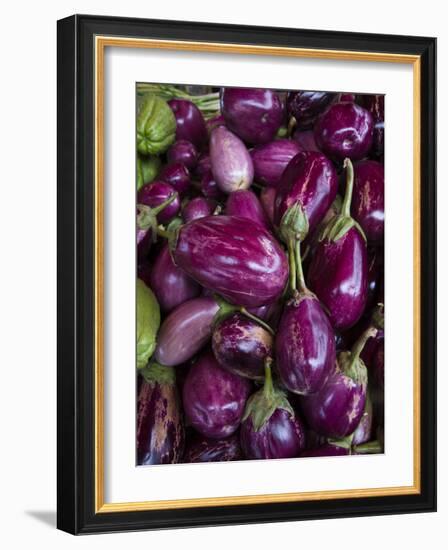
top-left (338, 351), bottom-right (368, 386)
top-left (279, 201), bottom-right (309, 244)
top-left (140, 361), bottom-right (176, 386)
top-left (328, 433), bottom-right (354, 450)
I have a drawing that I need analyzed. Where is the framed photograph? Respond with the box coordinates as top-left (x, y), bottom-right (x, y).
top-left (57, 15), bottom-right (436, 534)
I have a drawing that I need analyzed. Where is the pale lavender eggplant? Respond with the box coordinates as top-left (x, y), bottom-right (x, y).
top-left (292, 129), bottom-right (321, 152)
top-left (212, 313), bottom-right (273, 380)
top-left (183, 352), bottom-right (250, 439)
top-left (250, 139), bottom-right (302, 187)
top-left (182, 197), bottom-right (216, 223)
top-left (149, 244), bottom-right (200, 313)
top-left (225, 190), bottom-right (270, 231)
top-left (286, 91), bottom-right (337, 129)
top-left (137, 181), bottom-right (180, 224)
top-left (314, 101), bottom-right (374, 161)
top-left (154, 297), bottom-right (219, 366)
top-left (171, 215), bottom-right (289, 307)
top-left (221, 87), bottom-right (284, 145)
top-left (300, 444), bottom-right (350, 457)
top-left (183, 433), bottom-right (242, 463)
top-left (168, 98), bottom-right (208, 150)
top-left (260, 186), bottom-right (276, 225)
top-left (167, 139), bottom-right (198, 170)
top-left (159, 162), bottom-right (191, 196)
top-left (352, 160), bottom-right (384, 243)
top-left (352, 394), bottom-right (373, 446)
top-left (201, 170), bottom-right (225, 201)
top-left (210, 126), bottom-right (254, 193)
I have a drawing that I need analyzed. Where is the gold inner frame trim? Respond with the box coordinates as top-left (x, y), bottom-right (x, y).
top-left (94, 36), bottom-right (421, 514)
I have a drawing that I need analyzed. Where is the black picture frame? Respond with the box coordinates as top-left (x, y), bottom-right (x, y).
top-left (57, 14), bottom-right (436, 535)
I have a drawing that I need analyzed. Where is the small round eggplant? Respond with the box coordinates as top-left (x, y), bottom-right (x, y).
top-left (212, 313), bottom-right (273, 380)
top-left (314, 101), bottom-right (374, 161)
top-left (352, 160), bottom-right (384, 243)
top-left (137, 181), bottom-right (180, 224)
top-left (201, 170), bottom-right (225, 201)
top-left (240, 360), bottom-right (306, 459)
top-left (286, 91), bottom-right (337, 129)
top-left (210, 126), bottom-right (254, 193)
top-left (167, 139), bottom-right (198, 170)
top-left (183, 352), bottom-right (250, 439)
top-left (154, 297), bottom-right (219, 366)
top-left (183, 433), bottom-right (242, 463)
top-left (182, 197), bottom-right (216, 223)
top-left (250, 139), bottom-right (302, 187)
top-left (195, 153), bottom-right (211, 179)
top-left (159, 162), bottom-right (191, 197)
top-left (137, 362), bottom-right (184, 465)
top-left (221, 88), bottom-right (284, 145)
top-left (168, 98), bottom-right (208, 150)
top-left (225, 190), bottom-right (270, 231)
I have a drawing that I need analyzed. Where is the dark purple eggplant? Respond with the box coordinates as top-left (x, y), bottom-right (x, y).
top-left (167, 139), bottom-right (198, 170)
top-left (286, 91), bottom-right (337, 129)
top-left (314, 101), bottom-right (374, 161)
top-left (195, 153), bottom-right (211, 179)
top-left (250, 139), bottom-right (302, 187)
top-left (260, 186), bottom-right (276, 225)
top-left (159, 162), bottom-right (191, 197)
top-left (200, 170), bottom-right (225, 201)
top-left (221, 87), bottom-right (284, 145)
top-left (225, 190), bottom-right (270, 231)
top-left (137, 181), bottom-right (180, 224)
top-left (212, 313), bottom-right (273, 380)
top-left (154, 297), bottom-right (219, 366)
top-left (183, 351), bottom-right (250, 439)
top-left (137, 362), bottom-right (184, 465)
top-left (292, 129), bottom-right (321, 152)
top-left (360, 95), bottom-right (384, 157)
top-left (240, 359), bottom-right (306, 459)
top-left (168, 98), bottom-right (208, 150)
top-left (209, 126), bottom-right (254, 193)
top-left (182, 197), bottom-right (216, 223)
top-left (308, 159), bottom-right (368, 330)
top-left (300, 443), bottom-right (350, 457)
top-left (149, 244), bottom-right (200, 313)
top-left (183, 433), bottom-right (242, 463)
top-left (352, 160), bottom-right (384, 243)
top-left (171, 215), bottom-right (289, 307)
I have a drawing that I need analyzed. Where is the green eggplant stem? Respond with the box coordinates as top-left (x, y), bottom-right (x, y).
top-left (262, 357), bottom-right (274, 400)
top-left (240, 307), bottom-right (275, 336)
top-left (294, 239), bottom-right (307, 294)
top-left (354, 439), bottom-right (383, 454)
top-left (213, 295), bottom-right (275, 336)
top-left (287, 240), bottom-right (297, 292)
top-left (342, 158), bottom-right (354, 217)
top-left (351, 326), bottom-right (378, 363)
top-left (151, 192), bottom-right (177, 216)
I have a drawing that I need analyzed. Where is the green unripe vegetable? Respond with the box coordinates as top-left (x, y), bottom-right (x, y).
top-left (137, 155), bottom-right (161, 190)
top-left (137, 94), bottom-right (176, 156)
top-left (137, 278), bottom-right (161, 369)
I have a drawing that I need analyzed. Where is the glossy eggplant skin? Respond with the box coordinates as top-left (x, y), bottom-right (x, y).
top-left (276, 293), bottom-right (336, 395)
top-left (159, 162), bottom-right (191, 197)
top-left (201, 170), bottom-right (225, 201)
top-left (225, 190), bottom-right (271, 231)
top-left (149, 245), bottom-right (200, 313)
top-left (352, 160), bottom-right (384, 243)
top-left (287, 91), bottom-right (337, 129)
top-left (182, 197), bottom-right (216, 223)
top-left (314, 102), bottom-right (374, 161)
top-left (212, 313), bottom-right (273, 380)
top-left (172, 215), bottom-right (289, 308)
top-left (167, 140), bottom-right (198, 170)
top-left (274, 151), bottom-right (338, 232)
top-left (221, 88), bottom-right (284, 145)
top-left (137, 181), bottom-right (180, 224)
top-left (137, 373), bottom-right (184, 465)
top-left (168, 99), bottom-right (208, 150)
top-left (308, 227), bottom-right (368, 330)
top-left (154, 297), bottom-right (219, 366)
top-left (360, 95), bottom-right (384, 157)
top-left (183, 352), bottom-right (250, 439)
top-left (183, 433), bottom-right (242, 463)
top-left (300, 444), bottom-right (350, 457)
top-left (251, 139), bottom-right (302, 187)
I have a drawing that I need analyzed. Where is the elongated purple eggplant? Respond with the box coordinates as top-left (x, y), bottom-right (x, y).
top-left (183, 352), bottom-right (250, 439)
top-left (168, 98), bottom-right (208, 150)
top-left (225, 190), bottom-right (270, 231)
top-left (137, 362), bottom-right (184, 465)
top-left (274, 151), bottom-right (338, 237)
top-left (154, 297), bottom-right (219, 366)
top-left (352, 160), bottom-right (384, 243)
top-left (159, 162), bottom-right (191, 197)
top-left (212, 313), bottom-right (273, 380)
top-left (183, 433), bottom-right (242, 463)
top-left (308, 159), bottom-right (368, 330)
top-left (171, 215), bottom-right (289, 307)
top-left (182, 197), bottom-right (216, 223)
top-left (287, 91), bottom-right (337, 129)
top-left (210, 126), bottom-right (254, 193)
top-left (137, 181), bottom-right (180, 224)
top-left (301, 326), bottom-right (375, 438)
top-left (240, 360), bottom-right (306, 459)
top-left (251, 139), bottom-right (302, 187)
top-left (221, 88), bottom-right (283, 145)
top-left (300, 443), bottom-right (350, 457)
top-left (360, 95), bottom-right (384, 157)
top-left (167, 139), bottom-right (198, 170)
top-left (314, 101), bottom-right (374, 161)
top-left (149, 244), bottom-right (200, 313)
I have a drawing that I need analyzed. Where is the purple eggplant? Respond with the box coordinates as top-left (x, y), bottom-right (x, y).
top-left (360, 95), bottom-right (384, 157)
top-left (183, 351), bottom-right (250, 439)
top-left (201, 170), bottom-right (225, 201)
top-left (209, 126), bottom-right (254, 193)
top-left (137, 362), bottom-right (184, 465)
top-left (212, 313), bottom-right (273, 380)
top-left (154, 297), bottom-right (219, 366)
top-left (149, 244), bottom-right (200, 313)
top-left (352, 393), bottom-right (373, 446)
top-left (274, 151), bottom-right (338, 238)
top-left (300, 443), bottom-right (350, 457)
top-left (314, 101), bottom-right (374, 161)
top-left (195, 153), bottom-right (211, 179)
top-left (352, 160), bottom-right (384, 243)
top-left (137, 181), bottom-right (180, 224)
top-left (171, 215), bottom-right (289, 307)
top-left (240, 360), bottom-right (306, 459)
top-left (221, 87), bottom-right (283, 145)
top-left (292, 129), bottom-right (321, 152)
top-left (225, 190), bottom-right (270, 231)
top-left (301, 326), bottom-right (375, 438)
top-left (308, 159), bottom-right (368, 330)
top-left (251, 139), bottom-right (302, 187)
top-left (260, 186), bottom-right (276, 225)
top-left (286, 91), bottom-right (337, 129)
top-left (183, 433), bottom-right (242, 463)
top-left (206, 114), bottom-right (226, 134)
top-left (182, 197), bottom-right (216, 223)
top-left (167, 139), bottom-right (198, 170)
top-left (159, 162), bottom-right (191, 197)
top-left (168, 98), bottom-right (208, 150)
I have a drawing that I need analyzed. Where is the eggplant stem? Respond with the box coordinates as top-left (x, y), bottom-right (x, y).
top-left (263, 357), bottom-right (274, 399)
top-left (151, 193), bottom-right (177, 216)
top-left (240, 307), bottom-right (275, 336)
top-left (287, 239), bottom-right (297, 292)
top-left (354, 439), bottom-right (383, 454)
top-left (341, 158), bottom-right (354, 217)
top-left (351, 326), bottom-right (378, 363)
top-left (294, 239), bottom-right (307, 293)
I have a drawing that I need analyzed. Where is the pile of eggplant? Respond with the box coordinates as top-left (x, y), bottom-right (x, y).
top-left (136, 85), bottom-right (385, 465)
